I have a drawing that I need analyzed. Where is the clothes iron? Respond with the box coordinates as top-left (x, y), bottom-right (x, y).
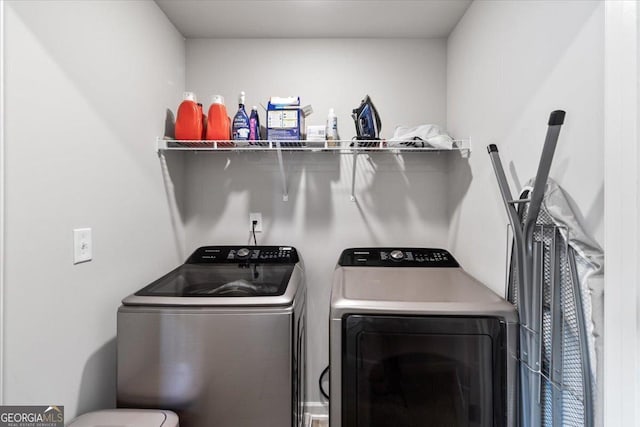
top-left (352, 95), bottom-right (381, 140)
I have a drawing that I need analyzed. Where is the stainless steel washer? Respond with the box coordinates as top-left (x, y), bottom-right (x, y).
top-left (117, 246), bottom-right (306, 427)
top-left (329, 248), bottom-right (518, 427)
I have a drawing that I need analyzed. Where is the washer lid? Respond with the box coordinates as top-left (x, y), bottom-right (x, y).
top-left (134, 246), bottom-right (299, 298)
top-left (134, 263), bottom-right (294, 297)
top-left (122, 246), bottom-right (303, 307)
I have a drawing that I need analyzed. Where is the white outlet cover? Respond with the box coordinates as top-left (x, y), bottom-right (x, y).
top-left (73, 228), bottom-right (92, 264)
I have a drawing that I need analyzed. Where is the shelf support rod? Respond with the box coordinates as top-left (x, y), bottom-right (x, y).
top-left (275, 141), bottom-right (289, 202)
top-left (350, 149), bottom-right (359, 202)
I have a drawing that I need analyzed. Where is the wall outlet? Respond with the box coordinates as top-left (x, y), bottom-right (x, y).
top-left (73, 228), bottom-right (92, 264)
top-left (249, 213), bottom-right (263, 232)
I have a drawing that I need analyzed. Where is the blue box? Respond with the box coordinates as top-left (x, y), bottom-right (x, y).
top-left (266, 97), bottom-right (304, 142)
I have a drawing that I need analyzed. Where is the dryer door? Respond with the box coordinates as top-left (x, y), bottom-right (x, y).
top-left (342, 315), bottom-right (506, 427)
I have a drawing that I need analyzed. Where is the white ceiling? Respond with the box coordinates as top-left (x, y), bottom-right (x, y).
top-left (154, 0), bottom-right (473, 39)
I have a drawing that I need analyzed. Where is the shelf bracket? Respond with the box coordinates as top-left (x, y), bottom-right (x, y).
top-left (275, 141), bottom-right (289, 202)
top-left (156, 137), bottom-right (167, 154)
top-left (350, 149), bottom-right (359, 202)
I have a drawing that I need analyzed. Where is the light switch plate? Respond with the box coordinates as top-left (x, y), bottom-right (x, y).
top-left (73, 228), bottom-right (92, 264)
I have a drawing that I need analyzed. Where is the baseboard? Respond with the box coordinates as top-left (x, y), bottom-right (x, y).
top-left (304, 401), bottom-right (328, 416)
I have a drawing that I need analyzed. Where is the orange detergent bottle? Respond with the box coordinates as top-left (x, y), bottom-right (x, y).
top-left (175, 92), bottom-right (203, 140)
top-left (206, 95), bottom-right (231, 141)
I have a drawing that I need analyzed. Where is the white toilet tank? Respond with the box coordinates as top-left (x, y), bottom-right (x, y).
top-left (67, 409), bottom-right (179, 427)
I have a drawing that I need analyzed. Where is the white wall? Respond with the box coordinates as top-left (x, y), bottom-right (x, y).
top-left (603, 2), bottom-right (640, 425)
top-left (447, 0), bottom-right (604, 294)
top-left (184, 38), bottom-right (452, 403)
top-left (187, 38), bottom-right (447, 140)
top-left (3, 0), bottom-right (185, 418)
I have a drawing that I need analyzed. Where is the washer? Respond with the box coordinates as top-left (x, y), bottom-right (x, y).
top-left (117, 246), bottom-right (306, 427)
top-left (330, 248), bottom-right (518, 427)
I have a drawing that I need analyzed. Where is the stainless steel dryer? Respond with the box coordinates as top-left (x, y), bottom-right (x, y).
top-left (330, 248), bottom-right (518, 427)
top-left (117, 246), bottom-right (306, 427)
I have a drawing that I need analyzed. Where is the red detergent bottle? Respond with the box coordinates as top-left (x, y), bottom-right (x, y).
top-left (206, 95), bottom-right (231, 141)
top-left (175, 92), bottom-right (203, 140)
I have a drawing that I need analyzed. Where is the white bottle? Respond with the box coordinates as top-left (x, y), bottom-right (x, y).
top-left (326, 108), bottom-right (338, 146)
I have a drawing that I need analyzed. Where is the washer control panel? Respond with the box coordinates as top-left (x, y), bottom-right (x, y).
top-left (338, 248), bottom-right (459, 267)
top-left (187, 246), bottom-right (299, 264)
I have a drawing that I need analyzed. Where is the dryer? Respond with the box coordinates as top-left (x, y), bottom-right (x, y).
top-left (329, 248), bottom-right (518, 427)
top-left (117, 246), bottom-right (306, 427)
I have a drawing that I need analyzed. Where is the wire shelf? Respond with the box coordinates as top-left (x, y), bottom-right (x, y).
top-left (156, 138), bottom-right (470, 154)
top-left (156, 137), bottom-right (470, 202)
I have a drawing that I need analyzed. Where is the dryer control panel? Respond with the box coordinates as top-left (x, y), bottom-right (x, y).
top-left (187, 246), bottom-right (299, 264)
top-left (338, 248), bottom-right (459, 268)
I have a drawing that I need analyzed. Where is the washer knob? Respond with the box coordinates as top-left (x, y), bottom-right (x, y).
top-left (390, 250), bottom-right (404, 260)
top-left (237, 248), bottom-right (250, 258)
